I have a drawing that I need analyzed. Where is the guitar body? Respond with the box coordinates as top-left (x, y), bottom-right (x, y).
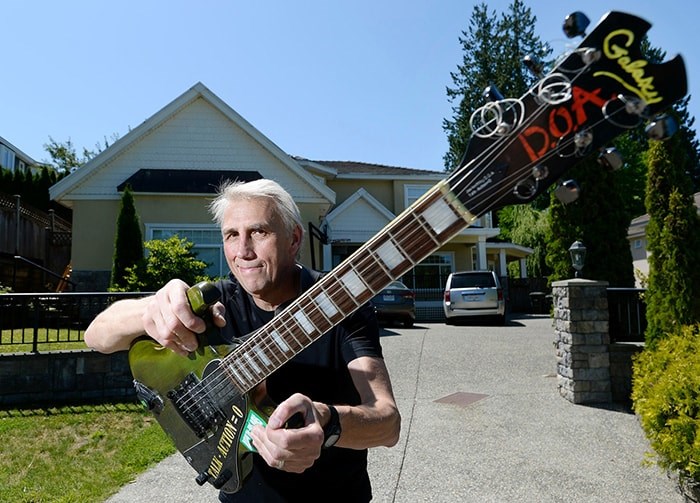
top-left (129, 337), bottom-right (263, 494)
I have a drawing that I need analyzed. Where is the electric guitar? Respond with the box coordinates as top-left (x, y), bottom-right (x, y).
top-left (128, 11), bottom-right (687, 494)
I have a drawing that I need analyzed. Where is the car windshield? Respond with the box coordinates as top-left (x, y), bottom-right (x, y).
top-left (387, 281), bottom-right (407, 289)
top-left (450, 273), bottom-right (495, 289)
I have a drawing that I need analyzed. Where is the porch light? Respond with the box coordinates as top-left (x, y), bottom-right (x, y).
top-left (568, 240), bottom-right (587, 278)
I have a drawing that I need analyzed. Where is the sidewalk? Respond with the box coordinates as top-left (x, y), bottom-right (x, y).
top-left (107, 316), bottom-right (681, 502)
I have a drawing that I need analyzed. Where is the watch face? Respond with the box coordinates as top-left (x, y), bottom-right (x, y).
top-left (324, 433), bottom-right (340, 448)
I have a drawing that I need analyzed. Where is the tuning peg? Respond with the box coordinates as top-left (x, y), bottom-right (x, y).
top-left (554, 179), bottom-right (580, 204)
top-left (645, 114), bottom-right (679, 140)
top-left (523, 55), bottom-right (544, 77)
top-left (563, 12), bottom-right (590, 38)
top-left (597, 147), bottom-right (623, 171)
top-left (483, 84), bottom-right (505, 102)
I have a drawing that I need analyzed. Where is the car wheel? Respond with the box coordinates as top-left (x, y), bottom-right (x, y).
top-left (403, 318), bottom-right (414, 328)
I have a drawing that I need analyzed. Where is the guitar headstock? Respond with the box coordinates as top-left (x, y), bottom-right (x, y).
top-left (449, 11), bottom-right (688, 215)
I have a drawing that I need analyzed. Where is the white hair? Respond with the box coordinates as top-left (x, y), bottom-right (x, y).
top-left (209, 178), bottom-right (304, 241)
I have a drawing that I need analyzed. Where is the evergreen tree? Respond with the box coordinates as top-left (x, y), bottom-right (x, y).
top-left (545, 157), bottom-right (635, 287)
top-left (443, 0), bottom-right (549, 172)
top-left (644, 124), bottom-right (700, 345)
top-left (110, 186), bottom-right (144, 290)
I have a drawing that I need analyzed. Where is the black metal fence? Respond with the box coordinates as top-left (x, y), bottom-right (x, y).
top-left (0, 291), bottom-right (149, 352)
top-left (1, 287), bottom-right (649, 351)
top-left (607, 288), bottom-right (647, 343)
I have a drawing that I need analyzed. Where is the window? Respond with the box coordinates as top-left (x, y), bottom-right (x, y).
top-left (146, 224), bottom-right (226, 278)
top-left (633, 239), bottom-right (643, 249)
top-left (404, 184), bottom-right (432, 208)
top-left (401, 252), bottom-right (453, 290)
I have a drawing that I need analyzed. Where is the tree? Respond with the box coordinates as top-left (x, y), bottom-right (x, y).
top-left (544, 157), bottom-right (635, 287)
top-left (43, 137), bottom-right (84, 173)
top-left (644, 124), bottom-right (700, 345)
top-left (120, 235), bottom-right (209, 292)
top-left (110, 186), bottom-right (144, 290)
top-left (43, 133), bottom-right (120, 173)
top-left (443, 0), bottom-right (550, 172)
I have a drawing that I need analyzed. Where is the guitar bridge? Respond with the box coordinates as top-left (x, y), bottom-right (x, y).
top-left (168, 373), bottom-right (226, 438)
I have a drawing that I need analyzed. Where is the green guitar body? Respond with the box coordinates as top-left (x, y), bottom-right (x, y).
top-left (129, 337), bottom-right (264, 493)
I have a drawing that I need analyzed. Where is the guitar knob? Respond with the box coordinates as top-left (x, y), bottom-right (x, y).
top-left (645, 114), bottom-right (679, 141)
top-left (563, 12), bottom-right (590, 38)
top-left (523, 55), bottom-right (543, 77)
top-left (554, 180), bottom-right (580, 205)
top-left (483, 84), bottom-right (505, 102)
top-left (597, 148), bottom-right (623, 171)
top-left (195, 472), bottom-right (210, 486)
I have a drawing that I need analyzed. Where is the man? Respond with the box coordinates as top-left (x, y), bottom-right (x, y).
top-left (85, 178), bottom-right (401, 501)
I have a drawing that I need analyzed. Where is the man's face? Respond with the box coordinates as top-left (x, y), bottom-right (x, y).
top-left (221, 197), bottom-right (301, 306)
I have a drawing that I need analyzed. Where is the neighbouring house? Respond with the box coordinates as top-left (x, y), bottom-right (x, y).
top-left (0, 135), bottom-right (39, 174)
top-left (49, 82), bottom-right (531, 299)
top-left (627, 191), bottom-right (700, 287)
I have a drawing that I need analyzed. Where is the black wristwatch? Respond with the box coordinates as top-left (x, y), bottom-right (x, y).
top-left (322, 405), bottom-right (341, 449)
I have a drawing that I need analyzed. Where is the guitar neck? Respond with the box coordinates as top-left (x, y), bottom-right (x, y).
top-left (219, 180), bottom-right (476, 392)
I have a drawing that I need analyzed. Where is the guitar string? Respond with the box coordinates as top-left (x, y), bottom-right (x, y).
top-left (175, 49), bottom-right (636, 417)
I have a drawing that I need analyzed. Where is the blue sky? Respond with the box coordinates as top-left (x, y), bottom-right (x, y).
top-left (5, 0), bottom-right (697, 172)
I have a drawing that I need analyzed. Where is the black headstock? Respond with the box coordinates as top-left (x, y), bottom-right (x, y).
top-left (448, 11), bottom-right (688, 216)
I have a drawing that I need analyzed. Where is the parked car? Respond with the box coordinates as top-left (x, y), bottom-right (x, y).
top-left (371, 281), bottom-right (416, 327)
top-left (443, 270), bottom-right (506, 325)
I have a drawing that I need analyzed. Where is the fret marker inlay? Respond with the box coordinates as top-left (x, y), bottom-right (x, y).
top-left (340, 269), bottom-right (366, 297)
top-left (376, 240), bottom-right (404, 270)
top-left (254, 346), bottom-right (271, 367)
top-left (294, 311), bottom-right (315, 335)
top-left (270, 330), bottom-right (290, 352)
top-left (421, 197), bottom-right (458, 235)
top-left (315, 292), bottom-right (339, 318)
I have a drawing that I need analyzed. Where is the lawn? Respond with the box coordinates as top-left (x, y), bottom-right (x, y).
top-left (0, 403), bottom-right (176, 502)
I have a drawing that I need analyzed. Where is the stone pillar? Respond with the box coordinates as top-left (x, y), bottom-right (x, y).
top-left (552, 279), bottom-right (611, 404)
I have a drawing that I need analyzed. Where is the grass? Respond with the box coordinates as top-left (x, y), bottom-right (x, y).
top-left (0, 403), bottom-right (176, 502)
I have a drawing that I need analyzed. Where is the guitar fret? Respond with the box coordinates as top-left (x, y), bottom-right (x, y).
top-left (339, 268), bottom-right (367, 298)
top-left (374, 238), bottom-right (405, 271)
top-left (226, 361), bottom-right (251, 387)
top-left (269, 329), bottom-right (291, 353)
top-left (276, 318), bottom-right (305, 352)
top-left (420, 194), bottom-right (460, 235)
top-left (313, 290), bottom-right (340, 321)
top-left (244, 351), bottom-right (262, 375)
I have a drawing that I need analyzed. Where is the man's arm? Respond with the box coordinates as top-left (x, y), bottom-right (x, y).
top-left (321, 355), bottom-right (400, 449)
top-left (84, 279), bottom-right (221, 355)
top-left (250, 355), bottom-right (401, 472)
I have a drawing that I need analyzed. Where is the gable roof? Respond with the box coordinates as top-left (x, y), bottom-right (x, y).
top-left (295, 157), bottom-right (444, 181)
top-left (324, 187), bottom-right (395, 242)
top-left (0, 135), bottom-right (39, 166)
top-left (50, 82), bottom-right (335, 205)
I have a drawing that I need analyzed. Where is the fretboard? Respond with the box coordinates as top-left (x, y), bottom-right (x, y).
top-left (219, 181), bottom-right (476, 393)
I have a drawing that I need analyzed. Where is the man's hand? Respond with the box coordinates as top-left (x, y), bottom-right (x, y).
top-left (250, 393), bottom-right (325, 473)
top-left (141, 279), bottom-right (226, 356)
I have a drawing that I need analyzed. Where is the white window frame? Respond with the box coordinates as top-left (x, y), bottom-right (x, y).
top-left (404, 184), bottom-right (433, 208)
top-left (144, 223), bottom-right (227, 278)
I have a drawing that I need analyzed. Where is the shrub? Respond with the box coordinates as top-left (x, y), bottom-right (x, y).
top-left (115, 235), bottom-right (210, 292)
top-left (632, 324), bottom-right (700, 484)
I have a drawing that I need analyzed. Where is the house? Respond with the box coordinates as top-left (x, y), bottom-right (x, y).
top-left (628, 192), bottom-right (700, 286)
top-left (0, 135), bottom-right (39, 174)
top-left (49, 82), bottom-right (530, 294)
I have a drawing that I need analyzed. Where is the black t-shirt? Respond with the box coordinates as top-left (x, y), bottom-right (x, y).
top-left (214, 265), bottom-right (383, 502)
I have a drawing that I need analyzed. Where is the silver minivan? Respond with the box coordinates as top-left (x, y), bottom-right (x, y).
top-left (443, 270), bottom-right (506, 325)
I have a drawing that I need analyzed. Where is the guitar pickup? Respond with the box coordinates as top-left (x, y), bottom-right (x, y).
top-left (133, 379), bottom-right (164, 414)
